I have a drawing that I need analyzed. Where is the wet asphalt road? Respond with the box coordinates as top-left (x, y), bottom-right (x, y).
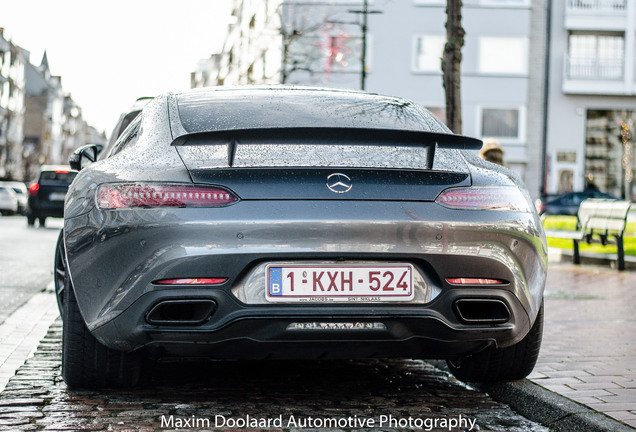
top-left (0, 216), bottom-right (62, 324)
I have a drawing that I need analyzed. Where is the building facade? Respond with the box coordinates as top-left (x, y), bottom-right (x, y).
top-left (216, 0), bottom-right (283, 86)
top-left (546, 0), bottom-right (636, 200)
top-left (0, 30), bottom-right (27, 180)
top-left (0, 29), bottom-right (104, 182)
top-left (367, 0), bottom-right (536, 193)
top-left (206, 0), bottom-right (543, 197)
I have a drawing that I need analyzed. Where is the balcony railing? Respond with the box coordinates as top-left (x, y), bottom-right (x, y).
top-left (567, 0), bottom-right (626, 12)
top-left (565, 55), bottom-right (624, 80)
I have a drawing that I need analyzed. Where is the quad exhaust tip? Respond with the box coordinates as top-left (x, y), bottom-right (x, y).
top-left (453, 298), bottom-right (511, 324)
top-left (146, 299), bottom-right (217, 326)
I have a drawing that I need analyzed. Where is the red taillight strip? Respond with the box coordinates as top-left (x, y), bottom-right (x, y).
top-left (154, 278), bottom-right (228, 285)
top-left (436, 186), bottom-right (531, 212)
top-left (97, 183), bottom-right (238, 209)
top-left (446, 278), bottom-right (506, 285)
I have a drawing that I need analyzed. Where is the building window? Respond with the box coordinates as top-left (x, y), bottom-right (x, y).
top-left (413, 35), bottom-right (445, 72)
top-left (426, 106), bottom-right (446, 124)
top-left (567, 0), bottom-right (627, 12)
top-left (478, 37), bottom-right (528, 75)
top-left (481, 108), bottom-right (521, 140)
top-left (567, 32), bottom-right (624, 80)
top-left (287, 31), bottom-right (363, 76)
top-left (413, 0), bottom-right (445, 5)
top-left (480, 0), bottom-right (530, 6)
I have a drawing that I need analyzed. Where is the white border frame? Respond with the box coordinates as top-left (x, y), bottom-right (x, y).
top-left (475, 105), bottom-right (527, 145)
top-left (411, 34), bottom-right (445, 74)
top-left (477, 36), bottom-right (529, 76)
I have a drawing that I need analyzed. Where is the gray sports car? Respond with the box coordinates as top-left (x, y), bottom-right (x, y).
top-left (56, 86), bottom-right (547, 389)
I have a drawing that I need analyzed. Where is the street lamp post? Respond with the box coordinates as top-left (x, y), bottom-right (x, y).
top-left (348, 0), bottom-right (382, 91)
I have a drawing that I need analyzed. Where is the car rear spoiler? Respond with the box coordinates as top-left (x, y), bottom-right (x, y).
top-left (166, 92), bottom-right (483, 169)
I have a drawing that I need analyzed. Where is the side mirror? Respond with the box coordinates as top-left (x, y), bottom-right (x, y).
top-left (69, 144), bottom-right (99, 171)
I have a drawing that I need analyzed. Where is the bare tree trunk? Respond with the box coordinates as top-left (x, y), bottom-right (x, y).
top-left (281, 37), bottom-right (290, 84)
top-left (442, 0), bottom-right (465, 134)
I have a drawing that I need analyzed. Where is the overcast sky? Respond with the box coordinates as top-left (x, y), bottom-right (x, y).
top-left (2, 0), bottom-right (232, 135)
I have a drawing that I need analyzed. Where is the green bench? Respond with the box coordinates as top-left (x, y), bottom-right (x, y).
top-left (544, 198), bottom-right (632, 271)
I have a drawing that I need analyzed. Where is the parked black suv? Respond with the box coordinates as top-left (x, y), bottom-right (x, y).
top-left (27, 165), bottom-right (77, 227)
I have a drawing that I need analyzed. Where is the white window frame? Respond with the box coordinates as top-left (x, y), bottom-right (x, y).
top-left (424, 105), bottom-right (446, 124)
top-left (413, 0), bottom-right (445, 5)
top-left (476, 105), bottom-right (526, 144)
top-left (479, 0), bottom-right (531, 7)
top-left (478, 36), bottom-right (529, 76)
top-left (287, 32), bottom-right (370, 75)
top-left (412, 34), bottom-right (445, 73)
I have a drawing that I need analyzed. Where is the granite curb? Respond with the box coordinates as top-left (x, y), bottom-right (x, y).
top-left (476, 379), bottom-right (635, 432)
top-left (428, 360), bottom-right (634, 432)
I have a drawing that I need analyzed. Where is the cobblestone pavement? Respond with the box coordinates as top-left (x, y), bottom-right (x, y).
top-left (529, 260), bottom-right (636, 429)
top-left (0, 320), bottom-right (547, 431)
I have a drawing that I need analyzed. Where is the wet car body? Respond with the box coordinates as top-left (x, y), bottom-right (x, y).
top-left (103, 96), bottom-right (153, 154)
top-left (60, 86), bottom-right (547, 388)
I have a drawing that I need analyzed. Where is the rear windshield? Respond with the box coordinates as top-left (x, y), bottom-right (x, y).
top-left (39, 171), bottom-right (77, 184)
top-left (176, 88), bottom-right (450, 135)
top-left (176, 129), bottom-right (436, 170)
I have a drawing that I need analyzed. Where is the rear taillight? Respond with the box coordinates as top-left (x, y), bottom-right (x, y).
top-left (96, 183), bottom-right (238, 209)
top-left (436, 186), bottom-right (531, 212)
top-left (28, 183), bottom-right (40, 196)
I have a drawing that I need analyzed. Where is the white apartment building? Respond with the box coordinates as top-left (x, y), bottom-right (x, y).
top-left (210, 0), bottom-right (542, 196)
top-left (546, 0), bottom-right (636, 199)
top-left (367, 0), bottom-right (537, 194)
top-left (1, 28), bottom-right (105, 181)
top-left (0, 31), bottom-right (26, 180)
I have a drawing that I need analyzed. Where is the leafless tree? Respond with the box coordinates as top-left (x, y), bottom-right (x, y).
top-left (279, 3), bottom-right (354, 84)
top-left (442, 0), bottom-right (465, 134)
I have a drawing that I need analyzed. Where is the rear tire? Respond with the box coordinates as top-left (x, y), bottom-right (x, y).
top-left (27, 214), bottom-right (35, 226)
top-left (54, 231), bottom-right (67, 320)
top-left (62, 274), bottom-right (142, 389)
top-left (447, 301), bottom-right (543, 382)
top-left (39, 217), bottom-right (46, 227)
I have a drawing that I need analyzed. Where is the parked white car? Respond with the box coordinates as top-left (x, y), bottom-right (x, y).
top-left (1, 181), bottom-right (28, 214)
top-left (0, 185), bottom-right (18, 215)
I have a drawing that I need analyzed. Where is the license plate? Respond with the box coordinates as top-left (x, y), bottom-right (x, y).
top-left (266, 264), bottom-right (414, 302)
top-left (49, 192), bottom-right (66, 201)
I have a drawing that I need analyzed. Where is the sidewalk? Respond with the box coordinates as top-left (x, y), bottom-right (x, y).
top-left (0, 288), bottom-right (59, 393)
top-left (526, 256), bottom-right (636, 428)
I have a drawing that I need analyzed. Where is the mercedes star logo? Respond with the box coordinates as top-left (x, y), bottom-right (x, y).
top-left (326, 173), bottom-right (352, 194)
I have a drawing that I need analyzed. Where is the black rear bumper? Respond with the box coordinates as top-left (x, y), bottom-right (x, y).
top-left (88, 286), bottom-right (532, 361)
